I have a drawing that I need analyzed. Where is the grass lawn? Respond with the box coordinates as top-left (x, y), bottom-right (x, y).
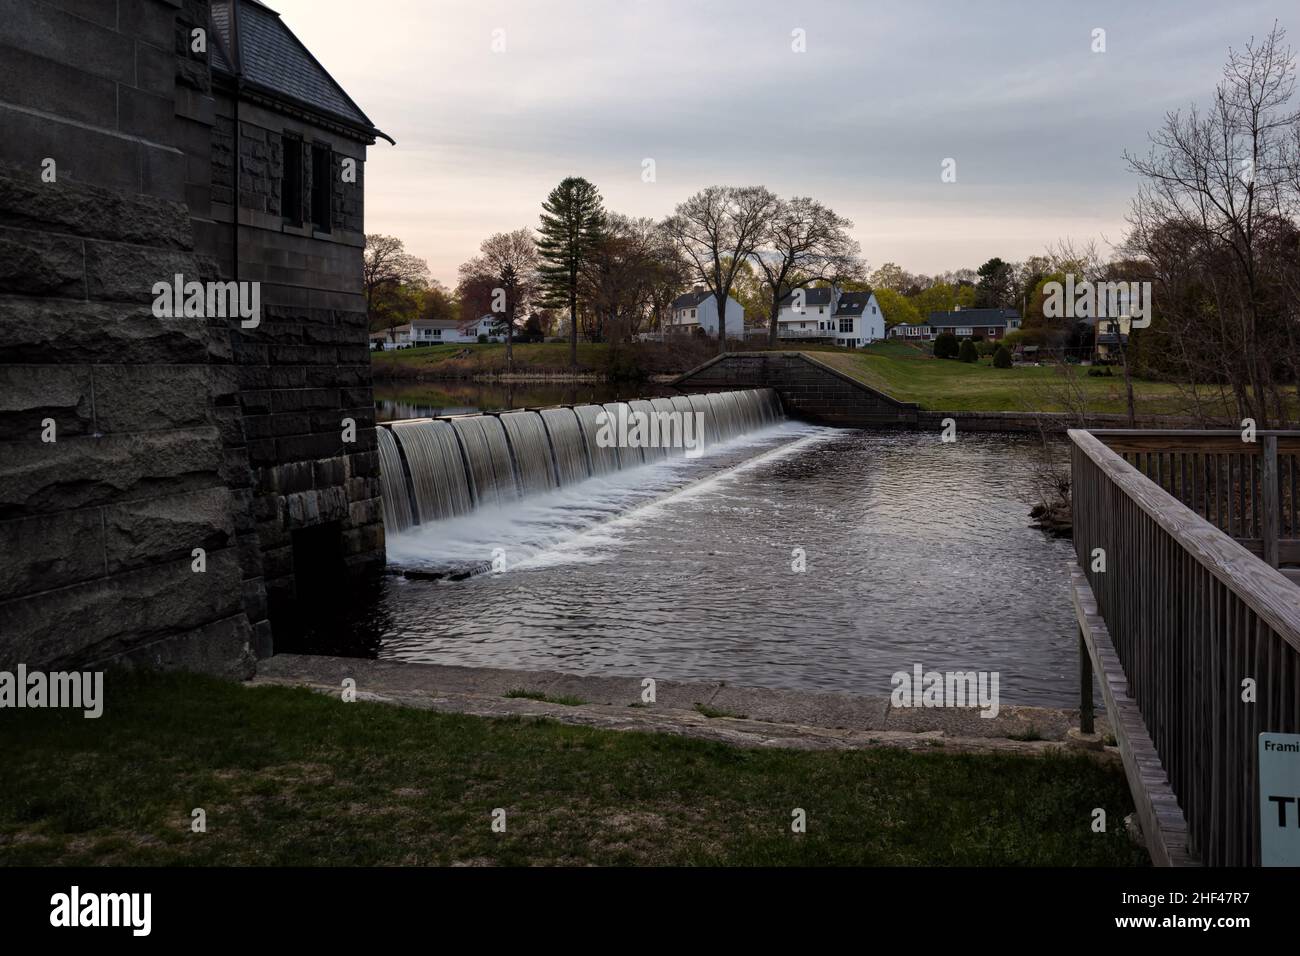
top-left (0, 672), bottom-right (1148, 866)
top-left (815, 341), bottom-right (1230, 415)
top-left (371, 342), bottom-right (614, 377)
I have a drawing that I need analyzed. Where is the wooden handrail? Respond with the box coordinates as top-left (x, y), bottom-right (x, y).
top-left (1070, 428), bottom-right (1300, 866)
top-left (1070, 429), bottom-right (1300, 647)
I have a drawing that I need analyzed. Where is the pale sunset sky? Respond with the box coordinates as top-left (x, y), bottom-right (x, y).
top-left (267, 0), bottom-right (1291, 287)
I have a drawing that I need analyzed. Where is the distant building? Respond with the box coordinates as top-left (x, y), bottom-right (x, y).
top-left (411, 318), bottom-right (473, 345)
top-left (668, 288), bottom-right (746, 339)
top-left (772, 287), bottom-right (885, 347)
top-left (890, 307), bottom-right (1021, 342)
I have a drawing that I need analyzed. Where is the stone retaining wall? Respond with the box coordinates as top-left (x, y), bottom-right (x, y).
top-left (673, 352), bottom-right (919, 427)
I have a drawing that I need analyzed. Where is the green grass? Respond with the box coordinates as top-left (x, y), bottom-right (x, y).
top-left (371, 342), bottom-right (613, 377)
top-left (0, 671), bottom-right (1148, 866)
top-left (815, 341), bottom-right (1234, 415)
top-left (504, 689), bottom-right (587, 707)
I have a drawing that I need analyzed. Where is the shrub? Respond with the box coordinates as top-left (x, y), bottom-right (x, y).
top-left (933, 332), bottom-right (959, 359)
top-left (477, 333), bottom-right (489, 344)
top-left (993, 345), bottom-right (1013, 368)
top-left (958, 339), bottom-right (979, 363)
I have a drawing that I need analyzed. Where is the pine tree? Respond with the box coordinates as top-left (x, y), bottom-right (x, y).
top-left (537, 177), bottom-right (606, 367)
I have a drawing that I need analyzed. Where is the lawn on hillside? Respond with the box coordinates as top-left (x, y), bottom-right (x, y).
top-left (370, 342), bottom-right (620, 377)
top-left (818, 341), bottom-right (1237, 416)
top-left (0, 672), bottom-right (1148, 867)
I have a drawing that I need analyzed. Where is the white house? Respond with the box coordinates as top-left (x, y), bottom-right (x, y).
top-left (458, 314), bottom-right (531, 342)
top-left (667, 288), bottom-right (746, 339)
top-left (773, 286), bottom-right (885, 347)
top-left (409, 318), bottom-right (475, 346)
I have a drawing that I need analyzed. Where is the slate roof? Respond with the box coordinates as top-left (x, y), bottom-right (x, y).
top-left (778, 287), bottom-right (834, 308)
top-left (776, 287), bottom-right (875, 316)
top-left (926, 308), bottom-right (1020, 328)
top-left (209, 0), bottom-right (391, 143)
top-left (833, 291), bottom-right (874, 316)
top-left (671, 290), bottom-right (713, 310)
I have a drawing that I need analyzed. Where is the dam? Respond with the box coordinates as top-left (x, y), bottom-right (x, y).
top-left (375, 389), bottom-right (783, 534)
top-left (359, 385), bottom-right (1083, 708)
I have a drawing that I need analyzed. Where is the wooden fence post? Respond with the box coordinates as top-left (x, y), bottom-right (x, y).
top-left (1262, 435), bottom-right (1280, 568)
top-left (1079, 625), bottom-right (1095, 735)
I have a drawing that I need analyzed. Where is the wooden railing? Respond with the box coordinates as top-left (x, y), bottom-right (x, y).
top-left (1070, 429), bottom-right (1300, 866)
top-left (1095, 430), bottom-right (1300, 568)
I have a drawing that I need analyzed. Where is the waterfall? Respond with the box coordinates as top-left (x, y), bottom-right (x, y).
top-left (539, 408), bottom-right (591, 486)
top-left (377, 426), bottom-right (415, 533)
top-left (628, 399), bottom-right (666, 460)
top-left (391, 420), bottom-right (474, 524)
top-left (601, 402), bottom-right (642, 467)
top-left (378, 388), bottom-right (785, 534)
top-left (499, 410), bottom-right (558, 495)
top-left (450, 414), bottom-right (517, 508)
top-left (573, 404), bottom-right (620, 475)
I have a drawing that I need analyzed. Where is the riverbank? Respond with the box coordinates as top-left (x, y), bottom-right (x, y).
top-left (371, 340), bottom-right (1249, 421)
top-left (0, 668), bottom-right (1146, 866)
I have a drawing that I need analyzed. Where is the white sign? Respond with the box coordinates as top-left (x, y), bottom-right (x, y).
top-left (1260, 733), bottom-right (1300, 866)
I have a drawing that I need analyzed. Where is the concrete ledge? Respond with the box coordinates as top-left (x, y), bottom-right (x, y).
top-left (254, 654), bottom-right (1116, 757)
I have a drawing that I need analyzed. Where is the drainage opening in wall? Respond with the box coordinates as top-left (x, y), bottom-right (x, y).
top-left (269, 522), bottom-right (385, 657)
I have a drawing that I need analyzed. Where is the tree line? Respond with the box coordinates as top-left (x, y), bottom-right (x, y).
top-left (364, 182), bottom-right (866, 366)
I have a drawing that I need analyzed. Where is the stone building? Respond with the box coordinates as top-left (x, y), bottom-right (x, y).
top-left (0, 0), bottom-right (390, 674)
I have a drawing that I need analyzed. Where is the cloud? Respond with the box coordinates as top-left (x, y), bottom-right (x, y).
top-left (270, 0), bottom-right (1291, 281)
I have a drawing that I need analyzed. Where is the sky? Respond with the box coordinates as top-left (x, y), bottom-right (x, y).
top-left (267, 0), bottom-right (1293, 287)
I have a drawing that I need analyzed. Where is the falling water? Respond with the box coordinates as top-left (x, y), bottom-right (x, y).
top-left (602, 402), bottom-right (642, 467)
top-left (450, 415), bottom-right (517, 508)
top-left (573, 404), bottom-right (621, 475)
top-left (539, 408), bottom-right (591, 485)
top-left (628, 399), bottom-right (666, 460)
top-left (378, 389), bottom-right (784, 535)
top-left (391, 420), bottom-right (474, 524)
top-left (377, 426), bottom-right (415, 533)
top-left (500, 410), bottom-right (559, 495)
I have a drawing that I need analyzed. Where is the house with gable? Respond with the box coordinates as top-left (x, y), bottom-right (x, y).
top-left (772, 286), bottom-right (885, 347)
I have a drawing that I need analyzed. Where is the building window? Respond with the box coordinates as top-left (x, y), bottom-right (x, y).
top-left (872, 305), bottom-right (877, 314)
top-left (956, 327), bottom-right (972, 336)
top-left (311, 144), bottom-right (332, 232)
top-left (839, 317), bottom-right (852, 333)
top-left (282, 135), bottom-right (303, 225)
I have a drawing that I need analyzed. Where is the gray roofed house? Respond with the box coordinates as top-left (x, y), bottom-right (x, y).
top-left (925, 308), bottom-right (1020, 329)
top-left (667, 287), bottom-right (745, 339)
top-left (772, 286), bottom-right (885, 347)
top-left (891, 307), bottom-right (1022, 342)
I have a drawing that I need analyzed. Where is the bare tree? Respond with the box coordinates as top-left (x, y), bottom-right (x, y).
top-left (1125, 23), bottom-right (1300, 426)
top-left (664, 186), bottom-right (778, 352)
top-left (457, 229), bottom-right (540, 370)
top-left (750, 196), bottom-right (863, 346)
top-left (579, 215), bottom-right (663, 343)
